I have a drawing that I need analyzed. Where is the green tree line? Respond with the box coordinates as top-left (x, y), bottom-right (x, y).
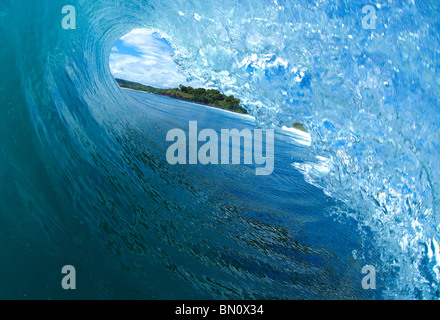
top-left (115, 79), bottom-right (248, 114)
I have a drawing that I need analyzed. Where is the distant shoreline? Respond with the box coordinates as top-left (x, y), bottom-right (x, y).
top-left (122, 87), bottom-right (254, 119)
top-left (116, 78), bottom-right (308, 133)
top-left (115, 78), bottom-right (248, 115)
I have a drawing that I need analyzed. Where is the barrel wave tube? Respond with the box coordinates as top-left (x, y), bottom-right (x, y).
top-left (0, 0), bottom-right (439, 300)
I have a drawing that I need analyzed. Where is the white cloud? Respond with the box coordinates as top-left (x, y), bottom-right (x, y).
top-left (110, 28), bottom-right (202, 88)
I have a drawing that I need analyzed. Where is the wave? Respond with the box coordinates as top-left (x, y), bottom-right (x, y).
top-left (1, 0), bottom-right (439, 299)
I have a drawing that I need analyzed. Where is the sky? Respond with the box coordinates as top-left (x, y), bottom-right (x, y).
top-left (109, 28), bottom-right (203, 89)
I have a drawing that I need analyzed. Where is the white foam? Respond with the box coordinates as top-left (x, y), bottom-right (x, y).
top-left (280, 125), bottom-right (312, 146)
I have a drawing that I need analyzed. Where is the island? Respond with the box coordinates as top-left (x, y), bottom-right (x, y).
top-left (290, 122), bottom-right (308, 133)
top-left (115, 78), bottom-right (308, 133)
top-left (115, 78), bottom-right (248, 114)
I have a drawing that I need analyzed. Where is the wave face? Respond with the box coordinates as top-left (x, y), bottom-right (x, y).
top-left (0, 0), bottom-right (439, 299)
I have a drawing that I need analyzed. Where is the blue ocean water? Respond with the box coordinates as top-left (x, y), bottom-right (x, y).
top-left (0, 0), bottom-right (439, 299)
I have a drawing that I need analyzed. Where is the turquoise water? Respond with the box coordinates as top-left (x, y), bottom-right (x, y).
top-left (0, 88), bottom-right (379, 299)
top-left (0, 0), bottom-right (439, 299)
